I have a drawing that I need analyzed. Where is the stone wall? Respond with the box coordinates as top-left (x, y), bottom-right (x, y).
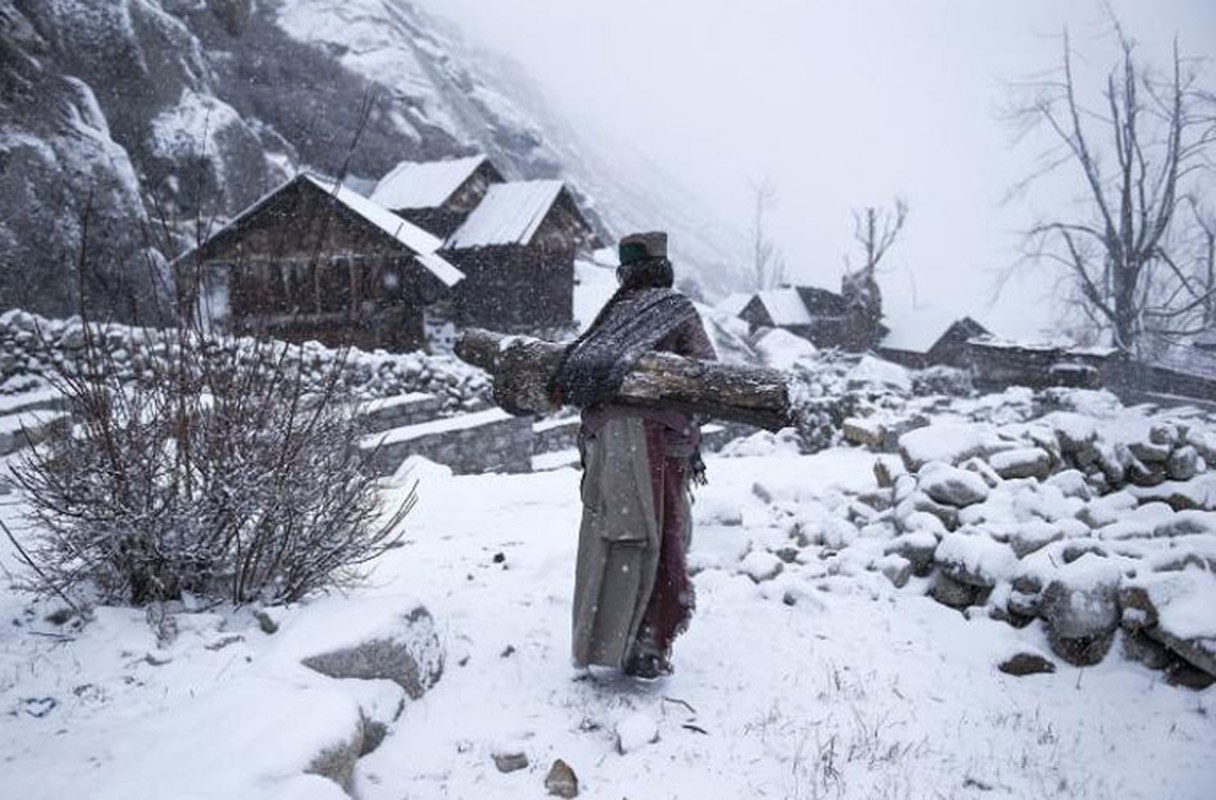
top-left (362, 409), bottom-right (533, 476)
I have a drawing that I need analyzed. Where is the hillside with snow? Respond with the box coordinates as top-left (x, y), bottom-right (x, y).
top-left (0, 0), bottom-right (747, 321)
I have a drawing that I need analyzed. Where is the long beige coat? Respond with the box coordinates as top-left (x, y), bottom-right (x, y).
top-left (571, 415), bottom-right (692, 668)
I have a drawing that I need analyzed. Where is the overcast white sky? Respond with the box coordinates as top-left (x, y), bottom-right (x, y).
top-left (419, 0), bottom-right (1216, 339)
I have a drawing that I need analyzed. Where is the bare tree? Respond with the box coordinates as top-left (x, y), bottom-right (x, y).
top-left (849, 197), bottom-right (908, 275)
top-left (840, 198), bottom-right (906, 348)
top-left (750, 179), bottom-right (787, 291)
top-left (1011, 20), bottom-right (1216, 353)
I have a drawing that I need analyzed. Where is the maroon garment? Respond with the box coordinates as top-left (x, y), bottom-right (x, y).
top-left (639, 420), bottom-right (695, 657)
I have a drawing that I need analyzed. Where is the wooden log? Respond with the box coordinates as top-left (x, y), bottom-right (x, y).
top-left (455, 328), bottom-right (795, 431)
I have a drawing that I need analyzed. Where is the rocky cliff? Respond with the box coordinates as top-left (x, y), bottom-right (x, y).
top-left (0, 0), bottom-right (745, 323)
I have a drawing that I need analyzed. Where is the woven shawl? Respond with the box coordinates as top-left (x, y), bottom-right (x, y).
top-left (551, 288), bottom-right (697, 408)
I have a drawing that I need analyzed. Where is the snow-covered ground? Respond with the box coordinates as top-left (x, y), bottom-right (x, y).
top-left (2, 442), bottom-right (1212, 799)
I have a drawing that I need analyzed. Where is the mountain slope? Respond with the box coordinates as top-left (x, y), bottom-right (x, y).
top-left (0, 0), bottom-right (746, 322)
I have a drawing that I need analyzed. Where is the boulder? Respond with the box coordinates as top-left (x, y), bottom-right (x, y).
top-left (931, 571), bottom-right (982, 609)
top-left (545, 759), bottom-right (579, 798)
top-left (1077, 491), bottom-right (1138, 528)
top-left (300, 605), bottom-right (444, 700)
top-left (843, 417), bottom-right (885, 448)
top-left (1129, 476), bottom-right (1215, 511)
top-left (1120, 567), bottom-right (1216, 679)
top-left (739, 550), bottom-right (784, 583)
top-left (1045, 469), bottom-right (1094, 501)
top-left (935, 530), bottom-right (1017, 589)
top-left (1153, 509), bottom-right (1216, 538)
top-left (1039, 554), bottom-right (1122, 662)
top-left (1167, 446), bottom-right (1201, 482)
top-left (493, 751), bottom-right (529, 773)
top-left (1129, 438), bottom-right (1171, 464)
top-left (884, 531), bottom-right (939, 576)
top-left (918, 463), bottom-right (990, 508)
top-left (1041, 411), bottom-right (1098, 456)
top-left (895, 493), bottom-right (959, 533)
top-left (989, 447), bottom-right (1052, 481)
top-left (998, 652), bottom-right (1056, 676)
top-left (1185, 429), bottom-right (1216, 465)
top-left (897, 510), bottom-right (949, 539)
top-left (959, 456), bottom-right (1002, 489)
top-left (999, 520), bottom-right (1065, 558)
top-left (898, 422), bottom-right (1000, 472)
top-left (874, 554), bottom-right (913, 588)
top-left (872, 455), bottom-right (906, 489)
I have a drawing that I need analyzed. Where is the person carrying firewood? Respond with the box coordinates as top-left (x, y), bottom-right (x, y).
top-left (549, 231), bottom-right (716, 679)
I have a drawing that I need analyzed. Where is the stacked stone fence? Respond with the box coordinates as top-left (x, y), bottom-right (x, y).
top-left (361, 409), bottom-right (534, 477)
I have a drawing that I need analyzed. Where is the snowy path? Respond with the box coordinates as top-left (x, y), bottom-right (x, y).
top-left (0, 449), bottom-right (1212, 799)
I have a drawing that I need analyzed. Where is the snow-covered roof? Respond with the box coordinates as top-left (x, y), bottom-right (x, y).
top-left (881, 308), bottom-right (987, 354)
top-left (445, 181), bottom-right (565, 249)
top-left (369, 155), bottom-right (487, 210)
top-left (176, 174), bottom-right (464, 288)
top-left (756, 289), bottom-right (813, 326)
top-left (716, 292), bottom-right (754, 316)
top-left (304, 176), bottom-right (464, 287)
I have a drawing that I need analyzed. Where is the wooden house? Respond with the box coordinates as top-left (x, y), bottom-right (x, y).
top-left (878, 313), bottom-right (990, 368)
top-left (369, 155), bottom-right (504, 239)
top-left (966, 339), bottom-right (1115, 389)
top-left (177, 173), bottom-right (464, 352)
top-left (441, 180), bottom-right (599, 334)
top-left (721, 284), bottom-right (885, 350)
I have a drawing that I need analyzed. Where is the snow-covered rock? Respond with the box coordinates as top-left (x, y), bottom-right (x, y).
top-left (989, 447), bottom-right (1052, 480)
top-left (883, 531), bottom-right (939, 576)
top-left (294, 602), bottom-right (444, 700)
top-left (739, 550), bottom-right (784, 583)
top-left (1120, 566), bottom-right (1216, 678)
top-left (1039, 554), bottom-right (1123, 664)
top-left (615, 712), bottom-right (660, 754)
top-left (899, 422), bottom-right (1002, 471)
top-left (935, 530), bottom-right (1017, 589)
top-left (918, 462), bottom-right (990, 507)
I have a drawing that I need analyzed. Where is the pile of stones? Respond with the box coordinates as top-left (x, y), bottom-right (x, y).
top-left (860, 389), bottom-right (1216, 686)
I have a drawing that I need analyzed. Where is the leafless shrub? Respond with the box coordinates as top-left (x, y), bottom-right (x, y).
top-left (5, 314), bottom-right (414, 608)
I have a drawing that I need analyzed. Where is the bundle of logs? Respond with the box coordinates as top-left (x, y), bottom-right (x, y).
top-left (454, 328), bottom-right (796, 431)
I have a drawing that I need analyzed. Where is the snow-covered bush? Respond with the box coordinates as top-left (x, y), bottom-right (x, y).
top-left (6, 320), bottom-right (414, 607)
